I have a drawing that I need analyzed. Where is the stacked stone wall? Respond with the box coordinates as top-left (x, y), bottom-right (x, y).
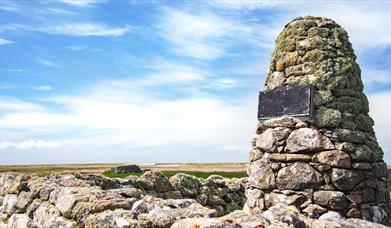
top-left (0, 172), bottom-right (246, 227)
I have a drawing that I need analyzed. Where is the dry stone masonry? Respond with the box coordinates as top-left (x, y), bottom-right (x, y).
top-left (0, 172), bottom-right (388, 228)
top-left (245, 16), bottom-right (391, 225)
top-left (0, 172), bottom-right (246, 227)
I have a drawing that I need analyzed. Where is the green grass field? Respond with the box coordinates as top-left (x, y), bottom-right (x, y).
top-left (102, 170), bottom-right (248, 179)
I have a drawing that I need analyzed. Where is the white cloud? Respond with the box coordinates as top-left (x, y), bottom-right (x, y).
top-left (106, 60), bottom-right (207, 89)
top-left (0, 2), bottom-right (20, 12)
top-left (159, 8), bottom-right (264, 60)
top-left (40, 23), bottom-right (130, 37)
top-left (0, 140), bottom-right (61, 150)
top-left (38, 59), bottom-right (59, 67)
top-left (67, 45), bottom-right (87, 51)
top-left (207, 78), bottom-right (240, 89)
top-left (0, 24), bottom-right (24, 32)
top-left (46, 7), bottom-right (75, 15)
top-left (58, 0), bottom-right (98, 7)
top-left (207, 0), bottom-right (285, 9)
top-left (368, 92), bottom-right (391, 163)
top-left (362, 68), bottom-right (391, 86)
top-left (34, 85), bottom-right (52, 91)
top-left (0, 83), bottom-right (16, 90)
top-left (0, 97), bottom-right (43, 111)
top-left (0, 38), bottom-right (13, 45)
top-left (6, 68), bottom-right (25, 72)
top-left (159, 8), bottom-right (228, 60)
top-left (0, 72), bottom-right (257, 159)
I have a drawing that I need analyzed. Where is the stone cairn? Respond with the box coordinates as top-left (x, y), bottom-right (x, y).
top-left (245, 16), bottom-right (391, 225)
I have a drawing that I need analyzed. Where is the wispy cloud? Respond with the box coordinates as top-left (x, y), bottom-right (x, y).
top-left (207, 0), bottom-right (285, 9)
top-left (67, 45), bottom-right (88, 51)
top-left (46, 7), bottom-right (75, 15)
top-left (34, 85), bottom-right (52, 91)
top-left (6, 68), bottom-right (25, 72)
top-left (0, 97), bottom-right (43, 112)
top-left (0, 64), bottom-right (256, 158)
top-left (0, 38), bottom-right (13, 45)
top-left (38, 59), bottom-right (59, 67)
top-left (0, 1), bottom-right (20, 12)
top-left (0, 140), bottom-right (61, 150)
top-left (159, 7), bottom-right (274, 60)
top-left (206, 78), bottom-right (240, 89)
top-left (159, 8), bottom-right (230, 60)
top-left (159, 8), bottom-right (244, 60)
top-left (362, 68), bottom-right (391, 86)
top-left (39, 23), bottom-right (130, 37)
top-left (58, 0), bottom-right (99, 7)
top-left (0, 83), bottom-right (16, 90)
top-left (0, 24), bottom-right (24, 32)
top-left (368, 92), bottom-right (391, 162)
top-left (106, 60), bottom-right (207, 90)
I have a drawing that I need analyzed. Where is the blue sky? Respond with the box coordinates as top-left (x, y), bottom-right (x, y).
top-left (0, 0), bottom-right (391, 165)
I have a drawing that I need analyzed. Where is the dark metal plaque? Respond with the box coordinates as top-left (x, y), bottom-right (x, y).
top-left (258, 85), bottom-right (313, 120)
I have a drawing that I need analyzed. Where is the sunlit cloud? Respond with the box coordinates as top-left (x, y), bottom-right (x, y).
top-left (46, 7), bottom-right (75, 15)
top-left (39, 23), bottom-right (130, 37)
top-left (67, 45), bottom-right (88, 51)
top-left (206, 0), bottom-right (286, 9)
top-left (37, 59), bottom-right (59, 67)
top-left (58, 0), bottom-right (99, 7)
top-left (6, 68), bottom-right (25, 72)
top-left (0, 140), bottom-right (61, 150)
top-left (0, 1), bottom-right (21, 12)
top-left (159, 7), bottom-right (266, 60)
top-left (0, 38), bottom-right (13, 45)
top-left (0, 83), bottom-right (16, 90)
top-left (34, 85), bottom-right (52, 91)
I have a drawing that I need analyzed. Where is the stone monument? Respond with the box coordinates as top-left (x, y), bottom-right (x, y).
top-left (245, 16), bottom-right (391, 225)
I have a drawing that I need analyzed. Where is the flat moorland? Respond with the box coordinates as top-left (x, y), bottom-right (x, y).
top-left (0, 163), bottom-right (389, 187)
top-left (0, 163), bottom-right (248, 178)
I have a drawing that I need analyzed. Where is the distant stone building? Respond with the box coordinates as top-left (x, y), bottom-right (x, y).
top-left (245, 16), bottom-right (391, 225)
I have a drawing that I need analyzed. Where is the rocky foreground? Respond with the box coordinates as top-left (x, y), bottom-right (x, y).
top-left (0, 171), bottom-right (389, 228)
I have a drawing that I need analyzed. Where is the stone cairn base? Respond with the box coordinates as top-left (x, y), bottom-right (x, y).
top-left (245, 117), bottom-right (390, 225)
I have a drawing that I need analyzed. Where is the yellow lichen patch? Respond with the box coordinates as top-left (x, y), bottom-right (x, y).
top-left (275, 60), bottom-right (285, 72)
top-left (275, 51), bottom-right (298, 72)
top-left (287, 51), bottom-right (298, 66)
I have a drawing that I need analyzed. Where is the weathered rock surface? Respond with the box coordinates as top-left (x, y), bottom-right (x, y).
top-left (0, 172), bottom-right (246, 227)
top-left (313, 190), bottom-right (348, 210)
top-left (285, 128), bottom-right (334, 153)
top-left (330, 168), bottom-right (365, 191)
top-left (172, 203), bottom-right (390, 228)
top-left (247, 159), bottom-right (276, 189)
top-left (312, 150), bottom-right (351, 168)
top-left (1, 170), bottom-right (386, 227)
top-left (276, 162), bottom-right (323, 190)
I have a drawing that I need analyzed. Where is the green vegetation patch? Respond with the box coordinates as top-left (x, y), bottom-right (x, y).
top-left (102, 170), bottom-right (247, 179)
